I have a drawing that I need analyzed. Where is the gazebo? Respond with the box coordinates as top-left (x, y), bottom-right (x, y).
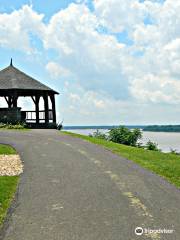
top-left (0, 60), bottom-right (59, 128)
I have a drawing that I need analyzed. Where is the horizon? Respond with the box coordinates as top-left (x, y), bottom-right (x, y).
top-left (63, 124), bottom-right (180, 128)
top-left (0, 0), bottom-right (179, 125)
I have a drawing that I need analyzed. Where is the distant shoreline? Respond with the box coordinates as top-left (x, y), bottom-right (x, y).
top-left (63, 125), bottom-right (144, 130)
top-left (63, 125), bottom-right (180, 133)
top-left (143, 125), bottom-right (180, 133)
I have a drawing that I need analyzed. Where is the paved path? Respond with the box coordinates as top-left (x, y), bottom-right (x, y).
top-left (0, 130), bottom-right (179, 240)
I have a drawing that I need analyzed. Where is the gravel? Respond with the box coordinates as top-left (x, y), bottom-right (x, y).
top-left (0, 155), bottom-right (23, 176)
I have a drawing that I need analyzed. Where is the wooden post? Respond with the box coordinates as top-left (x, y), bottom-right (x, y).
top-left (43, 93), bottom-right (49, 124)
top-left (4, 96), bottom-right (12, 108)
top-left (8, 96), bottom-right (12, 108)
top-left (12, 96), bottom-right (18, 107)
top-left (35, 95), bottom-right (40, 124)
top-left (50, 94), bottom-right (56, 124)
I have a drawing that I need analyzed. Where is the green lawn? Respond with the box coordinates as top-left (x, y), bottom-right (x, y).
top-left (0, 144), bottom-right (16, 155)
top-left (61, 131), bottom-right (180, 188)
top-left (0, 144), bottom-right (19, 226)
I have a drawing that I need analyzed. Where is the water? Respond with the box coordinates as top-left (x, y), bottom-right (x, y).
top-left (142, 132), bottom-right (180, 152)
top-left (65, 129), bottom-right (180, 153)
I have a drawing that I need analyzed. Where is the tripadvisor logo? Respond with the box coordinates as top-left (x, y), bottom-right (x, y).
top-left (135, 227), bottom-right (143, 236)
top-left (135, 226), bottom-right (174, 236)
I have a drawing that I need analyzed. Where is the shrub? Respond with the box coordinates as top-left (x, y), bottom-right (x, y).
top-left (137, 142), bottom-right (145, 148)
top-left (170, 148), bottom-right (180, 155)
top-left (0, 123), bottom-right (6, 128)
top-left (89, 130), bottom-right (107, 140)
top-left (146, 140), bottom-right (160, 151)
top-left (0, 122), bottom-right (28, 129)
top-left (108, 126), bottom-right (142, 146)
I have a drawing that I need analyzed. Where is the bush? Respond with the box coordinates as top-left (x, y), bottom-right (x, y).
top-left (108, 126), bottom-right (142, 146)
top-left (146, 140), bottom-right (160, 151)
top-left (0, 123), bottom-right (6, 129)
top-left (136, 142), bottom-right (145, 148)
top-left (170, 148), bottom-right (180, 155)
top-left (0, 122), bottom-right (28, 129)
top-left (89, 130), bottom-right (107, 140)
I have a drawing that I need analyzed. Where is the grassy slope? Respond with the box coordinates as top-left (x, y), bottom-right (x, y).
top-left (0, 144), bottom-right (19, 225)
top-left (61, 131), bottom-right (180, 188)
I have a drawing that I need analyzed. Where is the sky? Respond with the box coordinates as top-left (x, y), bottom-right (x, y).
top-left (0, 0), bottom-right (180, 126)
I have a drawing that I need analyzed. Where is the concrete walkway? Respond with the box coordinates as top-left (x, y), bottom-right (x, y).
top-left (0, 129), bottom-right (179, 240)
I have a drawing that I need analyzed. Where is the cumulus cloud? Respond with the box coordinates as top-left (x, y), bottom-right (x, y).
top-left (60, 83), bottom-right (137, 124)
top-left (130, 73), bottom-right (180, 104)
top-left (41, 3), bottom-right (129, 99)
top-left (43, 3), bottom-right (98, 54)
top-left (94, 0), bottom-right (147, 33)
top-left (42, 0), bottom-right (180, 105)
top-left (60, 82), bottom-right (180, 125)
top-left (46, 62), bottom-right (71, 79)
top-left (128, 0), bottom-right (180, 104)
top-left (0, 0), bottom-right (180, 123)
top-left (0, 5), bottom-right (44, 53)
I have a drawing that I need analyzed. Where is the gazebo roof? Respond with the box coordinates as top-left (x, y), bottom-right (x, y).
top-left (0, 61), bottom-right (59, 94)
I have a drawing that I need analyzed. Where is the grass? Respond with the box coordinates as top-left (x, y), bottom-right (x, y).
top-left (0, 144), bottom-right (19, 226)
top-left (61, 131), bottom-right (180, 188)
top-left (0, 144), bottom-right (16, 155)
top-left (0, 176), bottom-right (19, 225)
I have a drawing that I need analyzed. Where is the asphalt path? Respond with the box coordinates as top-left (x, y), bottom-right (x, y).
top-left (0, 129), bottom-right (179, 240)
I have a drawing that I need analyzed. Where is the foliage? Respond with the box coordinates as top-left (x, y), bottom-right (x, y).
top-left (136, 142), bottom-right (145, 148)
top-left (143, 125), bottom-right (180, 132)
top-left (108, 126), bottom-right (142, 146)
top-left (62, 131), bottom-right (180, 188)
top-left (89, 130), bottom-right (107, 140)
top-left (146, 140), bottom-right (160, 151)
top-left (0, 122), bottom-right (28, 130)
top-left (170, 149), bottom-right (180, 155)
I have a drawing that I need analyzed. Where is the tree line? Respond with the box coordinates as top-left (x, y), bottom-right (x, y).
top-left (143, 125), bottom-right (180, 132)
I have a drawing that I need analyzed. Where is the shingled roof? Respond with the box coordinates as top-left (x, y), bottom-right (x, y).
top-left (0, 61), bottom-right (59, 94)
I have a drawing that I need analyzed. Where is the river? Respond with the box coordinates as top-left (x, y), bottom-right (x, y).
top-left (65, 129), bottom-right (180, 153)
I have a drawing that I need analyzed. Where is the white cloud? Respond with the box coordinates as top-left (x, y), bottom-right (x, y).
top-left (41, 0), bottom-right (180, 107)
top-left (0, 1), bottom-right (180, 124)
top-left (125, 0), bottom-right (180, 105)
top-left (0, 5), bottom-right (44, 53)
top-left (60, 82), bottom-right (180, 125)
top-left (130, 73), bottom-right (180, 104)
top-left (46, 62), bottom-right (71, 79)
top-left (41, 3), bottom-right (128, 99)
top-left (94, 0), bottom-right (147, 33)
top-left (43, 3), bottom-right (98, 54)
top-left (60, 83), bottom-right (136, 124)
top-left (69, 93), bottom-right (81, 102)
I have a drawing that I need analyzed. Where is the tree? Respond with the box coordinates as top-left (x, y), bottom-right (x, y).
top-left (108, 126), bottom-right (142, 146)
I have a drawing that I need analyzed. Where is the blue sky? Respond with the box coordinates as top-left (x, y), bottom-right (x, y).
top-left (0, 0), bottom-right (73, 15)
top-left (0, 0), bottom-right (180, 125)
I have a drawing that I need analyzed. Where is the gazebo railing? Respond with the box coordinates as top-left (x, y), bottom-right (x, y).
top-left (21, 110), bottom-right (53, 122)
